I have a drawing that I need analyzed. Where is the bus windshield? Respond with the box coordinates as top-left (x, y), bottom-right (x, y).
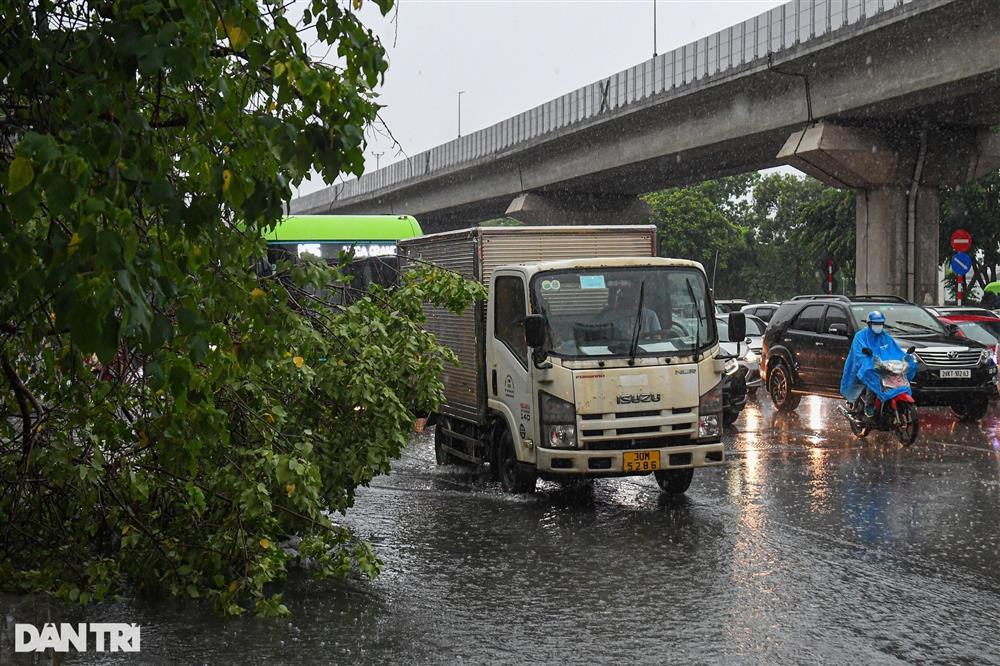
top-left (531, 267), bottom-right (715, 359)
top-left (265, 214), bottom-right (422, 263)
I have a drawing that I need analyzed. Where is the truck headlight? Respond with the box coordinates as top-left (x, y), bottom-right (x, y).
top-left (698, 382), bottom-right (722, 438)
top-left (545, 424), bottom-right (577, 448)
top-left (540, 392), bottom-right (576, 449)
top-left (698, 415), bottom-right (720, 438)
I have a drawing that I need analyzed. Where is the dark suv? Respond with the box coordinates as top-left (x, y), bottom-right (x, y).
top-left (761, 295), bottom-right (998, 421)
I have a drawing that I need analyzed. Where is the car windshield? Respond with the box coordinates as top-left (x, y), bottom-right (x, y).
top-left (850, 304), bottom-right (945, 336)
top-left (957, 321), bottom-right (1000, 345)
top-left (531, 267), bottom-right (714, 358)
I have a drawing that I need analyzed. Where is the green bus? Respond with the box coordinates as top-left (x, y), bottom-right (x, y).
top-left (265, 214), bottom-right (423, 263)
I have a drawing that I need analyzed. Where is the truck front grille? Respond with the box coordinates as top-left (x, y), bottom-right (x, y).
top-left (586, 436), bottom-right (695, 451)
top-left (576, 407), bottom-right (696, 443)
top-left (915, 349), bottom-right (982, 367)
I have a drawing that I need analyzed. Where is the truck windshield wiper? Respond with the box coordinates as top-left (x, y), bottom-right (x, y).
top-left (628, 281), bottom-right (646, 365)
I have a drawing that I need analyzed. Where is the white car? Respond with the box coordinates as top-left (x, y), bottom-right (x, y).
top-left (716, 316), bottom-right (761, 394)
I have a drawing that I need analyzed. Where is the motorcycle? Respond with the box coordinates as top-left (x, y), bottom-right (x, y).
top-left (839, 346), bottom-right (919, 446)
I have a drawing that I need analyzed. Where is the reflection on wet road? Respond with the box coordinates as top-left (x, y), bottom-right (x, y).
top-left (21, 396), bottom-right (1000, 664)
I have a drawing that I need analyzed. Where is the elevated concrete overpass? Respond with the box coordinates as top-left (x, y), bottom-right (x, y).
top-left (293, 0), bottom-right (1000, 303)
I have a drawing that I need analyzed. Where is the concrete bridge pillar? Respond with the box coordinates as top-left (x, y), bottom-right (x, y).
top-left (778, 123), bottom-right (1000, 304)
top-left (504, 192), bottom-right (651, 227)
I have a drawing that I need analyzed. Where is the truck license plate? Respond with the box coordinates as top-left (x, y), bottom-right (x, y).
top-left (623, 450), bottom-right (660, 472)
top-left (940, 369), bottom-right (971, 379)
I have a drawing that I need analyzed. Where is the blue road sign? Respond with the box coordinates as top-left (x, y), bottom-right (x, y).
top-left (951, 252), bottom-right (973, 276)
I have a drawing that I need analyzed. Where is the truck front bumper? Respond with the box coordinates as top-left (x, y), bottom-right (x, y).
top-left (535, 441), bottom-right (725, 477)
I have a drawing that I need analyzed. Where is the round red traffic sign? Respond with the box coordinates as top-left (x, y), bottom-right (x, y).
top-left (950, 229), bottom-right (972, 252)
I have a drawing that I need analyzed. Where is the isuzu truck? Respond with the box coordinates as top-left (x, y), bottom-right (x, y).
top-left (398, 226), bottom-right (745, 494)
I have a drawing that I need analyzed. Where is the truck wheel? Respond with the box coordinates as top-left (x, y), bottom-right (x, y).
top-left (768, 361), bottom-right (801, 413)
top-left (434, 417), bottom-right (459, 465)
top-left (497, 428), bottom-right (536, 494)
top-left (951, 395), bottom-right (990, 422)
top-left (654, 469), bottom-right (693, 495)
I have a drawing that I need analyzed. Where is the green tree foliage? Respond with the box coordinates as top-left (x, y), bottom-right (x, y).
top-left (643, 176), bottom-right (752, 288)
top-left (0, 0), bottom-right (483, 615)
top-left (644, 173), bottom-right (855, 301)
top-left (748, 174), bottom-right (855, 299)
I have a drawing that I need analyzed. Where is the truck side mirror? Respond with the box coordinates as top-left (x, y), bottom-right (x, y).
top-left (727, 312), bottom-right (746, 343)
top-left (524, 314), bottom-right (546, 348)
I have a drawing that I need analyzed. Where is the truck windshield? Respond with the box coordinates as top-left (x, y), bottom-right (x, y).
top-left (531, 267), bottom-right (715, 358)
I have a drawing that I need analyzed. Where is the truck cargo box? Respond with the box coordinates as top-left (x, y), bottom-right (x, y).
top-left (398, 226), bottom-right (657, 423)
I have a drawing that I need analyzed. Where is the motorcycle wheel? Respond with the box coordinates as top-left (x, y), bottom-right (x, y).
top-left (892, 402), bottom-right (919, 446)
top-left (848, 417), bottom-right (869, 440)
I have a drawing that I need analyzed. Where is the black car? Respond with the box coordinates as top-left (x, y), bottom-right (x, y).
top-left (761, 295), bottom-right (998, 421)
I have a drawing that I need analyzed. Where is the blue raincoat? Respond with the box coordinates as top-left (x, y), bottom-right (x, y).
top-left (839, 327), bottom-right (917, 402)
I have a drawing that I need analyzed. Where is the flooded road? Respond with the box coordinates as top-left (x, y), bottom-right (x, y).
top-left (7, 396), bottom-right (1000, 664)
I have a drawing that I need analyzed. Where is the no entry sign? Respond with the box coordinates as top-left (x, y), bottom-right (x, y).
top-left (950, 229), bottom-right (973, 253)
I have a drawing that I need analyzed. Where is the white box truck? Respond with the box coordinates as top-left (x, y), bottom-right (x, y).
top-left (399, 225), bottom-right (745, 494)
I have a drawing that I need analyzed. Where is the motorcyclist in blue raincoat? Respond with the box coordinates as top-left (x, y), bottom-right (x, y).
top-left (840, 310), bottom-right (917, 417)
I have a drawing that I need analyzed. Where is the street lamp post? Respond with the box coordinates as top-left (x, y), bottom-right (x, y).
top-left (653, 0), bottom-right (657, 57)
top-left (373, 151), bottom-right (384, 169)
top-left (458, 90), bottom-right (466, 138)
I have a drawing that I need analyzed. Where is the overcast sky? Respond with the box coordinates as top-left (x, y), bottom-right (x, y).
top-left (296, 0), bottom-right (789, 196)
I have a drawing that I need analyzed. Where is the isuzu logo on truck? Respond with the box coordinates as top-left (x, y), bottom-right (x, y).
top-left (616, 393), bottom-right (661, 405)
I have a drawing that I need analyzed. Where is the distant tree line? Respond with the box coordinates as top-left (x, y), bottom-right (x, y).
top-left (644, 170), bottom-right (1000, 303)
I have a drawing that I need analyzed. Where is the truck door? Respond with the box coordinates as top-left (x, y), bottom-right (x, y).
top-left (487, 271), bottom-right (532, 446)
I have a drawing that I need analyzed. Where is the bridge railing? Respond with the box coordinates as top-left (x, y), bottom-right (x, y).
top-left (305, 0), bottom-right (915, 207)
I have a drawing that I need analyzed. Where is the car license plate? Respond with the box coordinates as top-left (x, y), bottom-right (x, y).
top-left (623, 450), bottom-right (660, 472)
top-left (940, 369), bottom-right (971, 379)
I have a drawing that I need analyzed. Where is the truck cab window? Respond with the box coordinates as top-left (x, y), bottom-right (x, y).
top-left (495, 276), bottom-right (528, 366)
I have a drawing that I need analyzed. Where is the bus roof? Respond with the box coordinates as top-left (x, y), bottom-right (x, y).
top-left (264, 215), bottom-right (422, 242)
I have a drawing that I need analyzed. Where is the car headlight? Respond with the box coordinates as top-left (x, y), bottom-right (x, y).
top-left (723, 358), bottom-right (739, 375)
top-left (980, 349), bottom-right (991, 365)
top-left (742, 349), bottom-right (758, 364)
top-left (540, 392), bottom-right (576, 449)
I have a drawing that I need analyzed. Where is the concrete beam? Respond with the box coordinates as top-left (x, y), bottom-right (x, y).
top-left (778, 123), bottom-right (1000, 189)
top-left (504, 192), bottom-right (651, 226)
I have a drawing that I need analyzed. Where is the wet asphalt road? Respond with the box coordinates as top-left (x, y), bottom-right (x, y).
top-left (7, 395), bottom-right (1000, 664)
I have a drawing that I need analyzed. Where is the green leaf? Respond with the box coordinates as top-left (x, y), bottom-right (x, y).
top-left (8, 157), bottom-right (34, 193)
top-left (148, 313), bottom-right (174, 351)
top-left (45, 176), bottom-right (79, 217)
